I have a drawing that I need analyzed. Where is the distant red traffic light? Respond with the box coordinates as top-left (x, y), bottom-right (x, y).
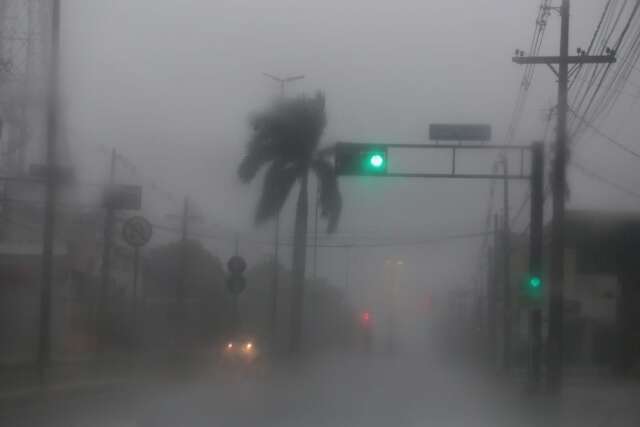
top-left (360, 311), bottom-right (372, 326)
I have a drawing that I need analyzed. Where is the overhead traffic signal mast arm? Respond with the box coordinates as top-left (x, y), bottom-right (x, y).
top-left (335, 142), bottom-right (532, 179)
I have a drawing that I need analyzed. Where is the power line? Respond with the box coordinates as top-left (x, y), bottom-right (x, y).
top-left (570, 159), bottom-right (640, 201)
top-left (568, 107), bottom-right (640, 159)
top-left (131, 214), bottom-right (492, 249)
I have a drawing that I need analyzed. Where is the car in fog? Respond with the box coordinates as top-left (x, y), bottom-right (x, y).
top-left (222, 337), bottom-right (258, 362)
top-left (218, 334), bottom-right (266, 375)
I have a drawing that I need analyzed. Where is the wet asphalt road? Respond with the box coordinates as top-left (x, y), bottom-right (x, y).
top-left (0, 353), bottom-right (585, 427)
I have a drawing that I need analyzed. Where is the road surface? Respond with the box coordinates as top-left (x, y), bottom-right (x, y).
top-left (0, 352), bottom-right (637, 426)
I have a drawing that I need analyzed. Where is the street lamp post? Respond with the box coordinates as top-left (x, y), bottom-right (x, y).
top-left (262, 73), bottom-right (305, 350)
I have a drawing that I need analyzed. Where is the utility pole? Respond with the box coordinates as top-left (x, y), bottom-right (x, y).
top-left (312, 183), bottom-right (319, 282)
top-left (501, 156), bottom-right (512, 372)
top-left (98, 148), bottom-right (117, 351)
top-left (549, 0), bottom-right (570, 391)
top-left (38, 0), bottom-right (60, 385)
top-left (512, 0), bottom-right (616, 391)
top-left (165, 196), bottom-right (202, 306)
top-left (262, 72), bottom-right (305, 347)
top-left (177, 196), bottom-right (190, 306)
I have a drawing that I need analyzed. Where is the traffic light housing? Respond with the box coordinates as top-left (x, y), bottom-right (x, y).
top-left (335, 142), bottom-right (388, 176)
top-left (522, 274), bottom-right (543, 302)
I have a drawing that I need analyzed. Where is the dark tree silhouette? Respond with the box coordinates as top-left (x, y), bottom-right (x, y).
top-left (238, 92), bottom-right (342, 353)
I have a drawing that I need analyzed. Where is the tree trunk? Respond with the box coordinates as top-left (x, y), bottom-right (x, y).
top-left (289, 172), bottom-right (309, 354)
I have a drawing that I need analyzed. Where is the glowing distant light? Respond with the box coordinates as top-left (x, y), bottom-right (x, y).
top-left (227, 342), bottom-right (233, 349)
top-left (245, 342), bottom-right (253, 350)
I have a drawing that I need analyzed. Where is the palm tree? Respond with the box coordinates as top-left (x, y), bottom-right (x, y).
top-left (238, 92), bottom-right (342, 354)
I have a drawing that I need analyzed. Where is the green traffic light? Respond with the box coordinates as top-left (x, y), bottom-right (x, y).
top-left (529, 276), bottom-right (541, 288)
top-left (370, 154), bottom-right (384, 168)
top-left (364, 151), bottom-right (386, 173)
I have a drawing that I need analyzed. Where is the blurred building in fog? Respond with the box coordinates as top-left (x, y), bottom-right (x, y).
top-left (508, 210), bottom-right (640, 375)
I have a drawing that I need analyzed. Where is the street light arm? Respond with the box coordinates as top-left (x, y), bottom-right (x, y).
top-left (262, 72), bottom-right (283, 82)
top-left (284, 75), bottom-right (305, 82)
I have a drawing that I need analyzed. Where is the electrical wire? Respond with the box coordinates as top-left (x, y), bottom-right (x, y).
top-left (568, 107), bottom-right (640, 159)
top-left (570, 159), bottom-right (640, 200)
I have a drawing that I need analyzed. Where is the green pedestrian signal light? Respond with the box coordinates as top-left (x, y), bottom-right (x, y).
top-left (521, 274), bottom-right (543, 304)
top-left (335, 142), bottom-right (388, 176)
top-left (529, 276), bottom-right (541, 289)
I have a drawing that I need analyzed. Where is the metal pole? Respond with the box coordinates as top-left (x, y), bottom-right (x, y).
top-left (131, 247), bottom-right (140, 353)
top-left (502, 157), bottom-right (512, 372)
top-left (529, 142), bottom-right (545, 391)
top-left (234, 232), bottom-right (239, 255)
top-left (493, 214), bottom-right (501, 367)
top-left (270, 217), bottom-right (279, 349)
top-left (313, 183), bottom-right (319, 281)
top-left (38, 0), bottom-right (61, 385)
top-left (263, 72), bottom-right (304, 350)
top-left (344, 246), bottom-right (351, 292)
top-left (487, 245), bottom-right (497, 366)
top-left (178, 196), bottom-right (189, 304)
top-left (99, 149), bottom-right (116, 352)
top-left (549, 0), bottom-right (570, 392)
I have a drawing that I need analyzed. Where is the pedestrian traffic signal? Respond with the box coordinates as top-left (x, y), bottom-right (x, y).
top-left (226, 255), bottom-right (248, 295)
top-left (528, 276), bottom-right (541, 289)
top-left (335, 142), bottom-right (388, 176)
top-left (522, 274), bottom-right (543, 302)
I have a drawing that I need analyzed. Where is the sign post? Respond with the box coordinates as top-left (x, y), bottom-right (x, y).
top-left (122, 216), bottom-right (153, 352)
top-left (226, 255), bottom-right (247, 333)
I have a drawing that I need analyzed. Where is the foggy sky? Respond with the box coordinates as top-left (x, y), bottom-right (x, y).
top-left (53, 1), bottom-right (640, 295)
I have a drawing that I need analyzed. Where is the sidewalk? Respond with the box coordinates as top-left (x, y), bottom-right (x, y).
top-left (0, 358), bottom-right (134, 402)
top-left (557, 378), bottom-right (640, 427)
top-left (513, 375), bottom-right (640, 427)
top-left (0, 348), bottom-right (222, 402)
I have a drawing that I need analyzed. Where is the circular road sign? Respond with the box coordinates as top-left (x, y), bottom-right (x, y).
top-left (226, 275), bottom-right (247, 295)
top-left (227, 255), bottom-right (247, 274)
top-left (122, 216), bottom-right (153, 247)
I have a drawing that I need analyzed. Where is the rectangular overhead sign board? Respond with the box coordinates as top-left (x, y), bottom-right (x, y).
top-left (429, 124), bottom-right (492, 142)
top-left (104, 184), bottom-right (142, 210)
top-left (29, 164), bottom-right (74, 184)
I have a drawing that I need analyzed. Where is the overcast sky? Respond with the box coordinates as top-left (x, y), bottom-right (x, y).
top-left (52, 0), bottom-right (640, 297)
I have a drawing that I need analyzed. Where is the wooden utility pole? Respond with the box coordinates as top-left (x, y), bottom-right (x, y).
top-left (38, 0), bottom-right (61, 385)
top-left (512, 0), bottom-right (616, 391)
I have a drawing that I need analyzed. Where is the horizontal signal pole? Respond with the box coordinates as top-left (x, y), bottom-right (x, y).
top-left (359, 173), bottom-right (530, 180)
